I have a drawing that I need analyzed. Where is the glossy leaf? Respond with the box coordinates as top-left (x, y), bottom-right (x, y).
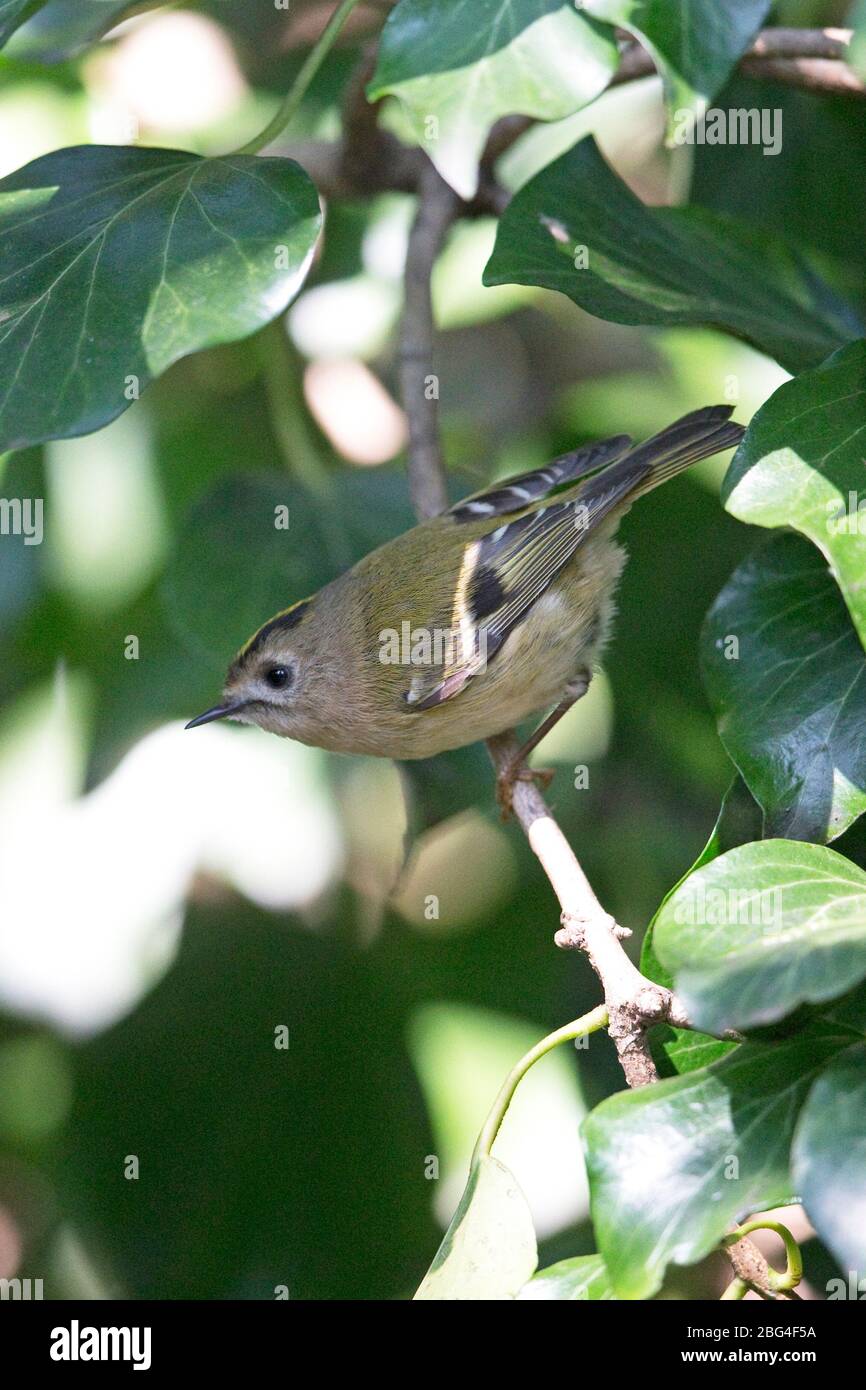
top-left (641, 777), bottom-right (760, 1074)
top-left (0, 146), bottom-right (322, 452)
top-left (518, 1253), bottom-right (614, 1300)
top-left (368, 0), bottom-right (617, 198)
top-left (702, 532), bottom-right (866, 843)
top-left (723, 339), bottom-right (866, 649)
top-left (583, 0), bottom-right (771, 137)
top-left (583, 1029), bottom-right (849, 1300)
top-left (6, 0), bottom-right (147, 62)
top-left (655, 839), bottom-right (866, 1034)
top-left (792, 1043), bottom-right (866, 1274)
top-left (0, 0), bottom-right (46, 47)
top-left (414, 1154), bottom-right (537, 1299)
top-left (484, 138), bottom-right (857, 374)
top-left (691, 75), bottom-right (866, 267)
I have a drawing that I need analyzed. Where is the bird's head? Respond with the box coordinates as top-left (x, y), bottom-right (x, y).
top-left (186, 599), bottom-right (319, 739)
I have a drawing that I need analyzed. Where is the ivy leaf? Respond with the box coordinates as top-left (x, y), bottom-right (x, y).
top-left (517, 1253), bottom-right (615, 1300)
top-left (583, 1029), bottom-right (849, 1300)
top-left (792, 1042), bottom-right (866, 1274)
top-left (642, 776), bottom-right (761, 1075)
top-left (702, 532), bottom-right (866, 843)
top-left (0, 0), bottom-right (47, 47)
top-left (583, 0), bottom-right (771, 137)
top-left (723, 340), bottom-right (866, 650)
top-left (414, 1154), bottom-right (537, 1300)
top-left (655, 840), bottom-right (866, 1034)
top-left (0, 146), bottom-right (322, 452)
top-left (5, 0), bottom-right (148, 62)
top-left (484, 137), bottom-right (857, 374)
top-left (691, 75), bottom-right (866, 268)
top-left (368, 0), bottom-right (617, 198)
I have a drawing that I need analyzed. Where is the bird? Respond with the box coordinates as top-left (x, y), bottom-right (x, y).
top-left (186, 405), bottom-right (744, 809)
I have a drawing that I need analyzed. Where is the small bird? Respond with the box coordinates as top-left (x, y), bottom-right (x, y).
top-left (186, 406), bottom-right (744, 806)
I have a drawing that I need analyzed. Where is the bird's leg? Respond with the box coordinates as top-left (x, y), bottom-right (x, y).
top-left (496, 671), bottom-right (591, 819)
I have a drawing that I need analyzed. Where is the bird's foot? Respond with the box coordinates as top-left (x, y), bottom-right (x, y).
top-left (496, 761), bottom-right (555, 820)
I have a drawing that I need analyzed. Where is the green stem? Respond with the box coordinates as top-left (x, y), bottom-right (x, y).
top-left (232, 0), bottom-right (366, 156)
top-left (723, 1220), bottom-right (803, 1292)
top-left (472, 1005), bottom-right (609, 1165)
top-left (721, 1277), bottom-right (748, 1301)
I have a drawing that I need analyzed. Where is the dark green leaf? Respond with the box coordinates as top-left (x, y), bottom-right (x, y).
top-left (723, 339), bottom-right (866, 648)
top-left (415, 1154), bottom-right (537, 1299)
top-left (518, 1253), bottom-right (615, 1300)
top-left (583, 0), bottom-right (771, 137)
top-left (483, 137), bottom-right (857, 373)
top-left (583, 1029), bottom-right (850, 1299)
top-left (642, 777), bottom-right (761, 1074)
top-left (655, 839), bottom-right (866, 1034)
top-left (692, 76), bottom-right (866, 274)
top-left (702, 532), bottom-right (866, 843)
top-left (792, 1042), bottom-right (866, 1274)
top-left (0, 0), bottom-right (47, 47)
top-left (0, 146), bottom-right (322, 452)
top-left (6, 0), bottom-right (148, 62)
top-left (368, 0), bottom-right (617, 197)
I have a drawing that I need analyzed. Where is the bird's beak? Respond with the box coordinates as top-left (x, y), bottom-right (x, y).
top-left (185, 701), bottom-right (245, 730)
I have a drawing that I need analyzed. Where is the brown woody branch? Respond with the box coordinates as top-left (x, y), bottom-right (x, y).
top-left (611, 26), bottom-right (864, 97)
top-left (485, 732), bottom-right (691, 1089)
top-left (398, 161), bottom-right (457, 520)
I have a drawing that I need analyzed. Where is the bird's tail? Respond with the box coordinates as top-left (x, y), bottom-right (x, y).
top-left (618, 404), bottom-right (745, 499)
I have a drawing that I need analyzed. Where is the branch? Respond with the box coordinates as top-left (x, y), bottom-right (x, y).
top-left (398, 161), bottom-right (457, 520)
top-left (486, 733), bottom-right (690, 1088)
top-left (724, 1233), bottom-right (802, 1302)
top-left (612, 26), bottom-right (864, 98)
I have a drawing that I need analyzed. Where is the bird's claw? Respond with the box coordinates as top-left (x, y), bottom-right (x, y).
top-left (496, 762), bottom-right (555, 820)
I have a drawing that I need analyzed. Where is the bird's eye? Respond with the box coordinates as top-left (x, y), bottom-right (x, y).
top-left (265, 665), bottom-right (293, 690)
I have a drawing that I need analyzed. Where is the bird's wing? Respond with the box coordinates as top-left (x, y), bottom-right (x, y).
top-left (404, 407), bottom-right (743, 712)
top-left (446, 434), bottom-right (632, 523)
top-left (403, 470), bottom-right (637, 711)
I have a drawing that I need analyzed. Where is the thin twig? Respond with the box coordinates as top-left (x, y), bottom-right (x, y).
top-left (398, 161), bottom-right (457, 520)
top-left (611, 26), bottom-right (864, 97)
top-left (724, 1234), bottom-right (801, 1302)
top-left (486, 732), bottom-right (690, 1088)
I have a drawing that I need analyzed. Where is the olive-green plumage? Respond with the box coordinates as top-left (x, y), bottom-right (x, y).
top-left (186, 406), bottom-right (744, 758)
